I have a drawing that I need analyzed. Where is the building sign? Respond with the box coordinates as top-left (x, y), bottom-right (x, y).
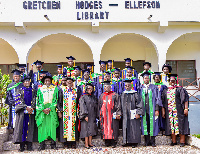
top-left (23, 1), bottom-right (61, 9)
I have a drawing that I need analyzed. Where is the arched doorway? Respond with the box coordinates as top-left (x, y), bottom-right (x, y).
top-left (166, 32), bottom-right (200, 87)
top-left (27, 33), bottom-right (93, 75)
top-left (101, 33), bottom-right (158, 73)
top-left (0, 38), bottom-right (19, 76)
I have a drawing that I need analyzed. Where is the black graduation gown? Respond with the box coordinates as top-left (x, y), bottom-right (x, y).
top-left (162, 87), bottom-right (190, 136)
top-left (57, 88), bottom-right (79, 142)
top-left (98, 91), bottom-right (121, 141)
top-left (120, 91), bottom-right (143, 144)
top-left (5, 82), bottom-right (24, 129)
top-left (13, 88), bottom-right (38, 143)
top-left (79, 94), bottom-right (98, 138)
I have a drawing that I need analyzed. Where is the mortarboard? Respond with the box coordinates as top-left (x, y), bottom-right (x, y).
top-left (11, 69), bottom-right (22, 75)
top-left (82, 69), bottom-right (90, 74)
top-left (126, 66), bottom-right (134, 71)
top-left (153, 72), bottom-right (162, 76)
top-left (39, 71), bottom-right (48, 75)
top-left (102, 80), bottom-right (111, 85)
top-left (124, 58), bottom-right (132, 62)
top-left (114, 68), bottom-right (120, 72)
top-left (167, 74), bottom-right (178, 79)
top-left (143, 62), bottom-right (151, 67)
top-left (105, 71), bottom-right (111, 75)
top-left (107, 60), bottom-right (114, 63)
top-left (141, 71), bottom-right (151, 77)
top-left (66, 56), bottom-right (76, 60)
top-left (74, 66), bottom-right (82, 71)
top-left (33, 60), bottom-right (44, 66)
top-left (123, 79), bottom-right (133, 83)
top-left (56, 65), bottom-right (62, 68)
top-left (99, 60), bottom-right (107, 65)
top-left (66, 77), bottom-right (74, 82)
top-left (17, 64), bottom-right (26, 68)
top-left (86, 64), bottom-right (95, 67)
top-left (21, 76), bottom-right (31, 83)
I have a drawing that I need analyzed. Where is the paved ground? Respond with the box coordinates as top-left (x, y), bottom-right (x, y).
top-left (2, 145), bottom-right (200, 154)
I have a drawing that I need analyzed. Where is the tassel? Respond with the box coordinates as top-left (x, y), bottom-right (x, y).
top-left (112, 60), bottom-right (113, 69)
top-left (90, 72), bottom-right (91, 79)
top-left (122, 70), bottom-right (123, 79)
top-left (81, 71), bottom-right (82, 78)
top-left (92, 66), bottom-right (93, 73)
top-left (74, 60), bottom-right (75, 67)
top-left (62, 65), bottom-right (63, 74)
top-left (38, 72), bottom-right (40, 81)
top-left (106, 64), bottom-right (107, 71)
top-left (131, 60), bottom-right (132, 66)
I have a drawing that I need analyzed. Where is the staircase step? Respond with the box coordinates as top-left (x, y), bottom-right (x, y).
top-left (3, 135), bottom-right (174, 151)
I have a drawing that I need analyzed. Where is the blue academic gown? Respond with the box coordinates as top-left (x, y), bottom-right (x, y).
top-left (111, 78), bottom-right (123, 95)
top-left (121, 69), bottom-right (138, 79)
top-left (5, 82), bottom-right (24, 129)
top-left (139, 84), bottom-right (161, 136)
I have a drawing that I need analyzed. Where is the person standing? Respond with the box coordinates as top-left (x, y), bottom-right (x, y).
top-left (98, 81), bottom-right (121, 148)
top-left (35, 76), bottom-right (59, 151)
top-left (79, 83), bottom-right (98, 149)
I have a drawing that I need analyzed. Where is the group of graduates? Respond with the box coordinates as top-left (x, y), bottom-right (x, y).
top-left (5, 56), bottom-right (190, 152)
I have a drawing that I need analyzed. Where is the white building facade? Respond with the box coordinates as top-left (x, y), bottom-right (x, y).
top-left (0, 0), bottom-right (200, 86)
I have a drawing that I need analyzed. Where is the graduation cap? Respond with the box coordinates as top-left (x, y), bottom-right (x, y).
top-left (82, 69), bottom-right (90, 74)
top-left (56, 65), bottom-right (62, 68)
top-left (66, 77), bottom-right (74, 82)
top-left (126, 66), bottom-right (134, 71)
top-left (114, 68), bottom-right (120, 72)
top-left (143, 62), bottom-right (151, 67)
top-left (105, 71), bottom-right (111, 75)
top-left (33, 60), bottom-right (44, 66)
top-left (41, 76), bottom-right (53, 84)
top-left (21, 76), bottom-right (31, 83)
top-left (39, 71), bottom-right (49, 75)
top-left (107, 60), bottom-right (114, 63)
top-left (17, 64), bottom-right (26, 68)
top-left (62, 75), bottom-right (68, 79)
top-left (124, 58), bottom-right (132, 62)
top-left (66, 56), bottom-right (76, 60)
top-left (123, 79), bottom-right (133, 83)
top-left (153, 72), bottom-right (162, 76)
top-left (162, 64), bottom-right (172, 73)
top-left (167, 74), bottom-right (178, 79)
top-left (86, 64), bottom-right (95, 67)
top-left (99, 60), bottom-right (107, 65)
top-left (11, 69), bottom-right (22, 75)
top-left (74, 66), bottom-right (82, 71)
top-left (102, 80), bottom-right (111, 85)
top-left (141, 71), bottom-right (151, 77)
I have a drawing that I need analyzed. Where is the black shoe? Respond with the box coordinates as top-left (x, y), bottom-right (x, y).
top-left (72, 144), bottom-right (76, 149)
top-left (180, 143), bottom-right (185, 147)
top-left (170, 142), bottom-right (177, 146)
top-left (112, 145), bottom-right (116, 148)
top-left (27, 147), bottom-right (33, 151)
top-left (38, 146), bottom-right (45, 151)
top-left (89, 144), bottom-right (95, 147)
top-left (18, 148), bottom-right (25, 152)
top-left (132, 143), bottom-right (137, 148)
top-left (122, 144), bottom-right (127, 147)
top-left (51, 146), bottom-right (58, 150)
top-left (151, 143), bottom-right (156, 147)
top-left (85, 146), bottom-right (90, 149)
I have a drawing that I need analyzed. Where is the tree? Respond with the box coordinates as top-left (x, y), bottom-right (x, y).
top-left (0, 69), bottom-right (12, 125)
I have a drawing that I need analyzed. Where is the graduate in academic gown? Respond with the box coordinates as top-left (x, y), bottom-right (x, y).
top-left (161, 64), bottom-right (172, 86)
top-left (57, 77), bottom-right (79, 149)
top-left (122, 66), bottom-right (140, 91)
top-left (33, 71), bottom-right (48, 90)
top-left (31, 60), bottom-right (44, 85)
top-left (98, 81), bottom-right (121, 148)
top-left (35, 76), bottom-right (59, 151)
top-left (73, 66), bottom-right (82, 88)
top-left (13, 77), bottom-right (37, 152)
top-left (78, 69), bottom-right (95, 95)
top-left (111, 68), bottom-right (123, 95)
top-left (139, 72), bottom-right (161, 147)
top-left (52, 65), bottom-right (63, 86)
top-left (107, 60), bottom-right (115, 73)
top-left (139, 62), bottom-right (154, 84)
top-left (121, 58), bottom-right (138, 79)
top-left (162, 74), bottom-right (190, 147)
top-left (153, 72), bottom-right (168, 132)
top-left (120, 79), bottom-right (143, 148)
top-left (96, 60), bottom-right (107, 98)
top-left (63, 56), bottom-right (76, 78)
top-left (17, 64), bottom-right (32, 80)
top-left (79, 83), bottom-right (98, 149)
top-left (5, 69), bottom-right (24, 129)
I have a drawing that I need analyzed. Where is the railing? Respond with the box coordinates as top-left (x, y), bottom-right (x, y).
top-left (178, 78), bottom-right (200, 102)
